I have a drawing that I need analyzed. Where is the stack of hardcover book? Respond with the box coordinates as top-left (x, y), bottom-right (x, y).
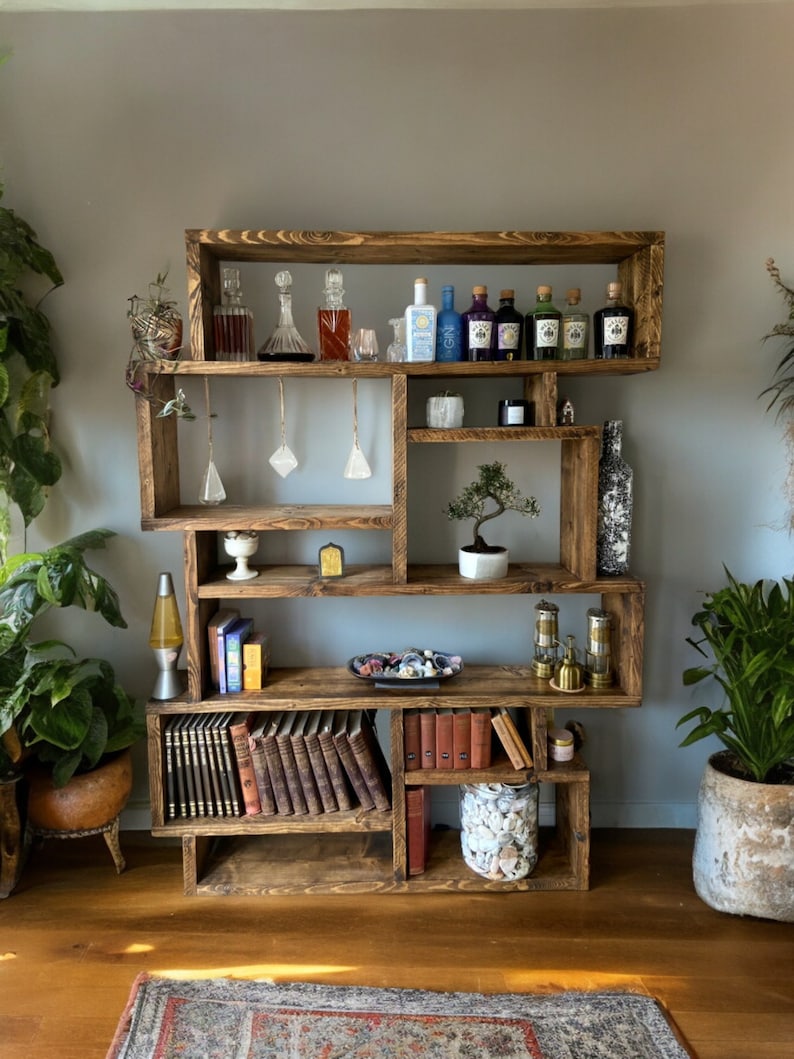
top-left (163, 709), bottom-right (391, 821)
top-left (207, 609), bottom-right (270, 692)
top-left (403, 707), bottom-right (533, 773)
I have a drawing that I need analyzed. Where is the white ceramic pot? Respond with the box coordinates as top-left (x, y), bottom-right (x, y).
top-left (693, 751), bottom-right (794, 921)
top-left (426, 394), bottom-right (464, 429)
top-left (458, 547), bottom-right (509, 580)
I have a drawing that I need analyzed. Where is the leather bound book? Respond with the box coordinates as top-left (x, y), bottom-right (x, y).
top-left (403, 708), bottom-right (421, 771)
top-left (187, 715), bottom-right (208, 817)
top-left (229, 712), bottom-right (262, 816)
top-left (491, 707), bottom-right (532, 770)
top-left (453, 708), bottom-right (472, 770)
top-left (303, 710), bottom-right (339, 813)
top-left (275, 712), bottom-right (309, 815)
top-left (207, 609), bottom-right (240, 692)
top-left (332, 710), bottom-right (376, 811)
top-left (406, 786), bottom-right (432, 876)
top-left (289, 711), bottom-right (324, 816)
top-left (171, 716), bottom-right (188, 818)
top-left (347, 710), bottom-right (391, 811)
top-left (502, 709), bottom-right (533, 767)
top-left (163, 716), bottom-right (178, 821)
top-left (419, 709), bottom-right (437, 769)
top-left (216, 712), bottom-right (243, 816)
top-left (470, 708), bottom-right (493, 770)
top-left (177, 715), bottom-right (198, 817)
top-left (435, 707), bottom-right (454, 770)
top-left (262, 712), bottom-right (294, 815)
top-left (317, 711), bottom-right (354, 811)
top-left (248, 717), bottom-right (277, 816)
top-left (207, 712), bottom-right (234, 817)
top-left (197, 715), bottom-right (223, 817)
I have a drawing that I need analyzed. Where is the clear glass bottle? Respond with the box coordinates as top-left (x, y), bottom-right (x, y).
top-left (594, 281), bottom-right (634, 359)
top-left (495, 289), bottom-right (524, 361)
top-left (435, 285), bottom-right (463, 362)
top-left (526, 285), bottom-right (561, 360)
top-left (257, 270), bottom-right (314, 361)
top-left (213, 267), bottom-right (255, 361)
top-left (317, 266), bottom-right (351, 361)
top-left (561, 287), bottom-right (589, 361)
top-left (462, 285), bottom-right (496, 362)
top-left (386, 317), bottom-right (407, 363)
top-left (404, 277), bottom-right (437, 363)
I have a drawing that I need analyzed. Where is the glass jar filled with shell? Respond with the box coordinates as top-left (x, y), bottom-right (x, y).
top-left (459, 781), bottom-right (539, 881)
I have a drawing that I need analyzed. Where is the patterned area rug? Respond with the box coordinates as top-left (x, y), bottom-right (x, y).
top-left (107, 976), bottom-right (695, 1059)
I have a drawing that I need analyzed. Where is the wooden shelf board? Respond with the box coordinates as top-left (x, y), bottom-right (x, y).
top-left (408, 425), bottom-right (600, 443)
top-left (152, 807), bottom-right (393, 838)
top-left (141, 504), bottom-right (393, 533)
top-left (145, 666), bottom-right (641, 713)
top-left (146, 357), bottom-right (660, 378)
top-left (195, 562), bottom-right (645, 597)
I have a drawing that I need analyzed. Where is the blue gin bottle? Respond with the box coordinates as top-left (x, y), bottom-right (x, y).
top-left (435, 285), bottom-right (463, 362)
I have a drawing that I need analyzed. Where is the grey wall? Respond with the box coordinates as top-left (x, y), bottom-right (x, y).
top-left (1, 5), bottom-right (792, 829)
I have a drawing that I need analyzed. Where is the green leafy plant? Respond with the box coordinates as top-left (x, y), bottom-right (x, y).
top-left (760, 258), bottom-right (794, 420)
top-left (446, 460), bottom-right (540, 552)
top-left (678, 567), bottom-right (794, 784)
top-left (0, 529), bottom-right (143, 787)
top-left (0, 184), bottom-right (64, 563)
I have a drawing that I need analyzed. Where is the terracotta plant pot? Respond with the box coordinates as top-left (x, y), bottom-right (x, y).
top-left (693, 750), bottom-right (794, 922)
top-left (26, 749), bottom-right (133, 833)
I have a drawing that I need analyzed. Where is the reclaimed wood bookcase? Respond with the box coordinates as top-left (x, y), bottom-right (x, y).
top-left (138, 229), bottom-right (664, 896)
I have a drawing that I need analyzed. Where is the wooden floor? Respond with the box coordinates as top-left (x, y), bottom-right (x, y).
top-left (0, 828), bottom-right (791, 1059)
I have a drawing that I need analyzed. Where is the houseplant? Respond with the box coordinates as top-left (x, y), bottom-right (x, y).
top-left (0, 183), bottom-right (64, 565)
top-left (446, 460), bottom-right (540, 579)
top-left (678, 568), bottom-right (794, 920)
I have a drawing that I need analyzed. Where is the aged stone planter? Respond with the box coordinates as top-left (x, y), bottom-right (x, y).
top-left (27, 749), bottom-right (133, 833)
top-left (693, 750), bottom-right (794, 922)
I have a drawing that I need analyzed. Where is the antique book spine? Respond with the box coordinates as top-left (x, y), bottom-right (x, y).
top-left (333, 711), bottom-right (375, 811)
top-left (501, 709), bottom-right (534, 768)
top-left (406, 786), bottom-right (432, 876)
top-left (178, 716), bottom-right (198, 817)
top-left (187, 716), bottom-right (207, 817)
top-left (275, 725), bottom-right (309, 816)
top-left (249, 737), bottom-right (277, 816)
top-left (304, 714), bottom-right (339, 813)
top-left (229, 713), bottom-right (262, 816)
top-left (470, 708), bottom-right (493, 770)
top-left (208, 715), bottom-right (233, 817)
top-left (317, 713), bottom-right (353, 811)
top-left (491, 708), bottom-right (530, 770)
top-left (435, 707), bottom-right (454, 769)
top-left (453, 708), bottom-right (472, 770)
top-left (403, 708), bottom-right (421, 771)
top-left (289, 716), bottom-right (324, 816)
top-left (262, 717), bottom-right (294, 816)
top-left (419, 709), bottom-right (437, 769)
top-left (347, 711), bottom-right (391, 811)
top-left (217, 717), bottom-right (242, 816)
top-left (163, 717), bottom-right (177, 821)
top-left (197, 716), bottom-right (223, 817)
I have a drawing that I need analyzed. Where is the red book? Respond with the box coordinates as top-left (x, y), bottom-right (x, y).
top-left (453, 709), bottom-right (472, 770)
top-left (435, 708), bottom-right (454, 769)
top-left (470, 708), bottom-right (493, 770)
top-left (406, 786), bottom-right (431, 876)
top-left (419, 709), bottom-right (437, 769)
top-left (228, 711), bottom-right (261, 815)
top-left (332, 710), bottom-right (375, 811)
top-left (403, 709), bottom-right (421, 771)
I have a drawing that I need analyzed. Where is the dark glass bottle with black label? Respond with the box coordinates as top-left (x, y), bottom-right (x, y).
top-left (495, 289), bottom-right (524, 361)
top-left (462, 285), bottom-right (496, 361)
top-left (594, 281), bottom-right (634, 359)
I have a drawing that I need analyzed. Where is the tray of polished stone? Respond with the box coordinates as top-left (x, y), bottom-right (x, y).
top-left (347, 649), bottom-right (463, 688)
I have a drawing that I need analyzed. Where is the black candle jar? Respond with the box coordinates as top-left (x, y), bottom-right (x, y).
top-left (498, 399), bottom-right (532, 426)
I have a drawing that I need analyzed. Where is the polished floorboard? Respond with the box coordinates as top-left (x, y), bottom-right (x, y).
top-left (0, 828), bottom-right (792, 1059)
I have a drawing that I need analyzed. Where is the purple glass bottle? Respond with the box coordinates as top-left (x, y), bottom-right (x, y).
top-left (462, 285), bottom-right (496, 361)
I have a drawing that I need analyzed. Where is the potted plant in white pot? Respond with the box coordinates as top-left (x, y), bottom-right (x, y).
top-left (446, 461), bottom-right (540, 580)
top-left (678, 568), bottom-right (794, 921)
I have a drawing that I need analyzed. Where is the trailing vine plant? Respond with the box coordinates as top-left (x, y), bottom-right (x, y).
top-left (761, 258), bottom-right (794, 527)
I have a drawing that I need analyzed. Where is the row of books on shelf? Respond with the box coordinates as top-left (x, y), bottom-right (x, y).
top-left (163, 708), bottom-right (391, 821)
top-left (404, 707), bottom-right (534, 772)
top-left (208, 609), bottom-right (270, 692)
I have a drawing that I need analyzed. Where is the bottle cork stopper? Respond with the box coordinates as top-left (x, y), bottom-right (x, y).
top-left (537, 285), bottom-right (552, 296)
top-left (500, 289), bottom-right (514, 299)
top-left (566, 288), bottom-right (581, 303)
top-left (415, 277), bottom-right (428, 285)
top-left (607, 281), bottom-right (622, 296)
top-left (472, 285), bottom-right (487, 295)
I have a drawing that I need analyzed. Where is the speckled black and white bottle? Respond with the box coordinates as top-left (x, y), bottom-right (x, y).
top-left (596, 420), bottom-right (633, 576)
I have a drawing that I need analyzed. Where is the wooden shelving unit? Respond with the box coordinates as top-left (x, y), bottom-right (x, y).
top-left (138, 229), bottom-right (664, 896)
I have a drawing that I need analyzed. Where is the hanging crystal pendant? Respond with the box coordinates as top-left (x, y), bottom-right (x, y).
top-left (268, 377), bottom-right (299, 478)
top-left (344, 379), bottom-right (372, 479)
top-left (198, 377), bottom-right (227, 504)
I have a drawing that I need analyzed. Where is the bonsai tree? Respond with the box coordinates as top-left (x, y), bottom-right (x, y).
top-left (0, 529), bottom-right (143, 788)
top-left (0, 183), bottom-right (63, 564)
top-left (678, 567), bottom-right (794, 784)
top-left (446, 460), bottom-right (540, 552)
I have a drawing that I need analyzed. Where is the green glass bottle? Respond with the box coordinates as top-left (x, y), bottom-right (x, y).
top-left (526, 285), bottom-right (561, 360)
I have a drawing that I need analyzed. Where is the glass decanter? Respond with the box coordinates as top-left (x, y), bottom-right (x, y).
top-left (257, 270), bottom-right (314, 361)
top-left (386, 317), bottom-right (406, 363)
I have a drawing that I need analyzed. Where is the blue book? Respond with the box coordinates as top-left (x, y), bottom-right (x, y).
top-left (224, 617), bottom-right (254, 693)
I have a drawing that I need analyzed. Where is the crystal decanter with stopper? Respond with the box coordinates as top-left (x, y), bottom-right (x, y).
top-left (317, 267), bottom-right (351, 361)
top-left (257, 270), bottom-right (314, 361)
